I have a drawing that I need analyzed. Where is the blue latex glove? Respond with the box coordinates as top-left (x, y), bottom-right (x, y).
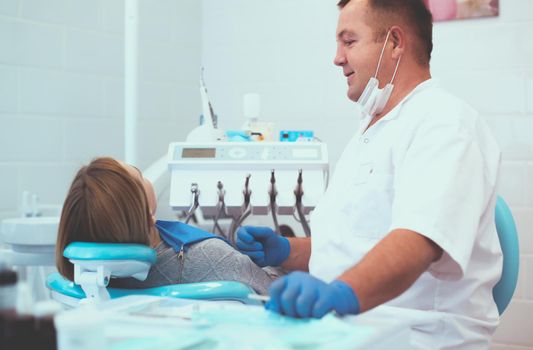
top-left (266, 271), bottom-right (360, 318)
top-left (236, 226), bottom-right (290, 267)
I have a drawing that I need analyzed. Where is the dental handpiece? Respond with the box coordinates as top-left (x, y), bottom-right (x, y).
top-left (269, 170), bottom-right (280, 234)
top-left (184, 183), bottom-right (200, 224)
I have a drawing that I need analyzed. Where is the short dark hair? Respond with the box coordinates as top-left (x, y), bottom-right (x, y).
top-left (337, 0), bottom-right (433, 65)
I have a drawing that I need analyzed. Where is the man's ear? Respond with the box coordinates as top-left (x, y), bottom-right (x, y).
top-left (389, 25), bottom-right (405, 59)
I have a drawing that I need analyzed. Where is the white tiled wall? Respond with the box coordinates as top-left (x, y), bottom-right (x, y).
top-left (201, 0), bottom-right (533, 348)
top-left (0, 0), bottom-right (201, 219)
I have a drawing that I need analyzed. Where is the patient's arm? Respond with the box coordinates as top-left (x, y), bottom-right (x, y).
top-left (164, 240), bottom-right (279, 293)
top-left (179, 239), bottom-right (276, 294)
top-left (109, 239), bottom-right (277, 294)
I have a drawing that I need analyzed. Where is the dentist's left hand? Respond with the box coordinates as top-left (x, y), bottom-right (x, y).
top-left (236, 226), bottom-right (290, 267)
top-left (266, 271), bottom-right (360, 318)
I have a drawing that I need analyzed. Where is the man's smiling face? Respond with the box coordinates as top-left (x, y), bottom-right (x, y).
top-left (334, 0), bottom-right (385, 102)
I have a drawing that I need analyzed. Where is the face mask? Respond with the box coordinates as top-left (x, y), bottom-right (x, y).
top-left (358, 30), bottom-right (402, 117)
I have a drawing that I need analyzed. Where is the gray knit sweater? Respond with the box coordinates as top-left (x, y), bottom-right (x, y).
top-left (109, 238), bottom-right (277, 295)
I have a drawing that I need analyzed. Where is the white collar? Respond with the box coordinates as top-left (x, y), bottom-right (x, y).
top-left (359, 78), bottom-right (437, 123)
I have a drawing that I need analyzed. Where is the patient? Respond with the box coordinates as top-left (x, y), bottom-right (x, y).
top-left (55, 157), bottom-right (275, 294)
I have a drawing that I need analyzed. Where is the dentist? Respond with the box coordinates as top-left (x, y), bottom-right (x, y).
top-left (237, 0), bottom-right (502, 348)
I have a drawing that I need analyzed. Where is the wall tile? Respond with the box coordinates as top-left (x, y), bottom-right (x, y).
top-left (0, 0), bottom-right (19, 16)
top-left (526, 72), bottom-right (533, 114)
top-left (499, 162), bottom-right (526, 206)
top-left (0, 65), bottom-right (18, 112)
top-left (0, 19), bottom-right (63, 68)
top-left (139, 41), bottom-right (200, 84)
top-left (173, 0), bottom-right (201, 47)
top-left (20, 0), bottom-right (103, 31)
top-left (19, 68), bottom-right (105, 117)
top-left (17, 163), bottom-right (79, 207)
top-left (138, 0), bottom-right (178, 43)
top-left (175, 86), bottom-right (200, 125)
top-left (492, 300), bottom-right (533, 346)
top-left (19, 68), bottom-right (66, 115)
top-left (525, 256), bottom-right (533, 300)
top-left (63, 0), bottom-right (103, 31)
top-left (433, 24), bottom-right (523, 71)
top-left (103, 78), bottom-right (124, 118)
top-left (439, 71), bottom-right (525, 115)
top-left (202, 44), bottom-right (269, 113)
top-left (137, 119), bottom-right (193, 165)
top-left (62, 74), bottom-right (105, 117)
top-left (484, 116), bottom-right (533, 161)
top-left (64, 119), bottom-right (124, 163)
top-left (102, 0), bottom-right (124, 34)
top-left (139, 82), bottom-right (178, 120)
top-left (105, 81), bottom-right (199, 122)
top-left (15, 21), bottom-right (64, 69)
top-left (0, 19), bottom-right (19, 64)
top-left (0, 115), bottom-right (63, 161)
top-left (527, 164), bottom-right (533, 206)
top-left (320, 74), bottom-right (362, 120)
top-left (209, 43), bottom-right (283, 84)
top-left (261, 81), bottom-right (326, 120)
top-left (513, 209), bottom-right (533, 255)
top-left (65, 29), bottom-right (123, 76)
top-left (0, 210), bottom-right (20, 222)
top-left (517, 25), bottom-right (533, 63)
top-left (20, 0), bottom-right (68, 25)
top-left (514, 256), bottom-right (526, 299)
top-left (500, 0), bottom-right (533, 22)
top-left (201, 1), bottom-right (262, 46)
top-left (0, 165), bottom-right (19, 211)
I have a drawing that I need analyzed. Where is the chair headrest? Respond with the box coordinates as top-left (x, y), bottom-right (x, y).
top-left (64, 242), bottom-right (157, 264)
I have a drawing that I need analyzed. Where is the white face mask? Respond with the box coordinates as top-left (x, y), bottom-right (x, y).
top-left (358, 30), bottom-right (402, 117)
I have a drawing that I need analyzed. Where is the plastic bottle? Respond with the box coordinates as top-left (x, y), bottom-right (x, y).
top-left (241, 93), bottom-right (274, 141)
top-left (243, 93), bottom-right (261, 126)
top-left (21, 190), bottom-right (32, 217)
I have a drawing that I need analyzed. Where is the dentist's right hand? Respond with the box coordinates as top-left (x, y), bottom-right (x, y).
top-left (236, 226), bottom-right (290, 267)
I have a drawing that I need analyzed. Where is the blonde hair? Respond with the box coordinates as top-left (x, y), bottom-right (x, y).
top-left (56, 157), bottom-right (152, 281)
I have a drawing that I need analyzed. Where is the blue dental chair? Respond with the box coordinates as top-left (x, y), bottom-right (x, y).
top-left (46, 242), bottom-right (261, 307)
top-left (47, 196), bottom-right (519, 312)
top-left (493, 196), bottom-right (520, 315)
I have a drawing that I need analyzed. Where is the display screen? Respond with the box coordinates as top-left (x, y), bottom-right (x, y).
top-left (181, 148), bottom-right (216, 158)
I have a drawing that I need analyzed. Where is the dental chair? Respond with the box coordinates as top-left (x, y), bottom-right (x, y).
top-left (493, 196), bottom-right (520, 315)
top-left (46, 242), bottom-right (261, 307)
top-left (47, 196), bottom-right (519, 312)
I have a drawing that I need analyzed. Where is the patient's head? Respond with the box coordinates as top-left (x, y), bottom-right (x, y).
top-left (56, 157), bottom-right (156, 280)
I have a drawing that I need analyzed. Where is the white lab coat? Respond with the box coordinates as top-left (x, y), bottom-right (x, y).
top-left (309, 79), bottom-right (502, 349)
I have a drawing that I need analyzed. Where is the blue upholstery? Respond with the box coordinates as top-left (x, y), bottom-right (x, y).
top-left (493, 196), bottom-right (520, 315)
top-left (63, 242), bottom-right (156, 264)
top-left (46, 272), bottom-right (259, 304)
top-left (48, 241), bottom-right (260, 305)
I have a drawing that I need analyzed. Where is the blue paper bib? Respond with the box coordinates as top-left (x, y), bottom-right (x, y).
top-left (156, 220), bottom-right (225, 253)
